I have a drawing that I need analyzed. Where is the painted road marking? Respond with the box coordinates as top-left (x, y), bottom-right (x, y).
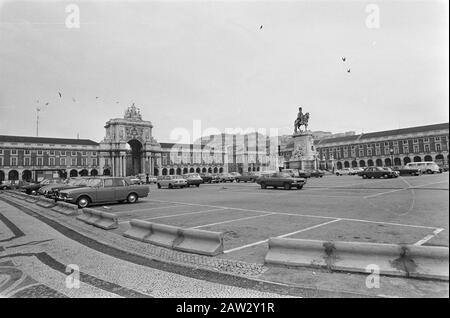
top-left (190, 213), bottom-right (275, 229)
top-left (146, 199), bottom-right (439, 230)
top-left (112, 204), bottom-right (181, 215)
top-left (223, 219), bottom-right (341, 254)
top-left (141, 208), bottom-right (225, 221)
top-left (413, 228), bottom-right (445, 246)
top-left (364, 180), bottom-right (449, 199)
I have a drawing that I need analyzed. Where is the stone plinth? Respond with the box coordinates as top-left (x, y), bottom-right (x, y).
top-left (288, 132), bottom-right (317, 170)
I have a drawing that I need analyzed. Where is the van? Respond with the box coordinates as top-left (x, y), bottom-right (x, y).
top-left (406, 161), bottom-right (442, 174)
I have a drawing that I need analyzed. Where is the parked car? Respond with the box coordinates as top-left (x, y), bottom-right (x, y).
top-left (21, 178), bottom-right (63, 195)
top-left (258, 172), bottom-right (306, 190)
top-left (157, 175), bottom-right (187, 189)
top-left (210, 174), bottom-right (222, 183)
top-left (235, 172), bottom-right (258, 183)
top-left (359, 167), bottom-right (398, 179)
top-left (297, 170), bottom-right (312, 178)
top-left (309, 170), bottom-right (325, 178)
top-left (255, 172), bottom-right (274, 184)
top-left (58, 177), bottom-right (150, 208)
top-left (182, 173), bottom-right (203, 187)
top-left (406, 161), bottom-right (442, 174)
top-left (39, 177), bottom-right (88, 197)
top-left (200, 173), bottom-right (213, 183)
top-left (52, 178), bottom-right (92, 200)
top-left (128, 176), bottom-right (145, 185)
top-left (219, 173), bottom-right (235, 183)
top-left (0, 180), bottom-right (14, 190)
top-left (349, 167), bottom-right (364, 175)
top-left (382, 167), bottom-right (400, 177)
top-left (147, 176), bottom-right (158, 184)
top-left (335, 168), bottom-right (354, 176)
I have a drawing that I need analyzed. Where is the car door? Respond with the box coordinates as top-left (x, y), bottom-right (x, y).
top-left (113, 178), bottom-right (128, 200)
top-left (96, 178), bottom-right (115, 202)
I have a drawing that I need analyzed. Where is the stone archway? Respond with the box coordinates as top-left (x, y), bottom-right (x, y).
top-left (8, 170), bottom-right (19, 181)
top-left (103, 168), bottom-right (111, 176)
top-left (384, 158), bottom-right (392, 166)
top-left (126, 139), bottom-right (143, 176)
top-left (376, 159), bottom-right (383, 166)
top-left (80, 169), bottom-right (89, 176)
top-left (90, 169), bottom-right (98, 176)
top-left (424, 155), bottom-right (433, 162)
top-left (368, 159), bottom-right (374, 167)
top-left (336, 162), bottom-right (343, 169)
top-left (359, 160), bottom-right (366, 167)
top-left (70, 169), bottom-right (78, 177)
top-left (22, 170), bottom-right (32, 182)
top-left (351, 160), bottom-right (358, 168)
top-left (413, 156), bottom-right (422, 162)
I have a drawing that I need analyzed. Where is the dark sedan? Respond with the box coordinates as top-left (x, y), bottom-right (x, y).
top-left (235, 172), bottom-right (258, 183)
top-left (309, 170), bottom-right (325, 178)
top-left (392, 166), bottom-right (421, 176)
top-left (21, 179), bottom-right (63, 195)
top-left (258, 172), bottom-right (306, 190)
top-left (359, 167), bottom-right (399, 179)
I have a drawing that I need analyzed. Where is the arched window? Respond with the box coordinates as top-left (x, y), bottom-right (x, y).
top-left (336, 162), bottom-right (343, 169)
top-left (359, 160), bottom-right (366, 167)
top-left (375, 159), bottom-right (383, 167)
top-left (367, 159), bottom-right (374, 167)
top-left (403, 157), bottom-right (411, 165)
top-left (344, 161), bottom-right (350, 168)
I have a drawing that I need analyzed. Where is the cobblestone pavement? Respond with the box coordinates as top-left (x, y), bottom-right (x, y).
top-left (0, 199), bottom-right (288, 298)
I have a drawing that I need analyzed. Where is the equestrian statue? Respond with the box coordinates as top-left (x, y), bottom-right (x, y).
top-left (294, 107), bottom-right (310, 134)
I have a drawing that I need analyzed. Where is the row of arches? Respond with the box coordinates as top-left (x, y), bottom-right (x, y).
top-left (0, 169), bottom-right (99, 182)
top-left (160, 167), bottom-right (224, 176)
top-left (335, 154), bottom-right (448, 170)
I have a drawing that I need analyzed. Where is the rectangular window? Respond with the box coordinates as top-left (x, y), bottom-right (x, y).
top-left (60, 158), bottom-right (66, 166)
top-left (434, 136), bottom-right (441, 142)
top-left (359, 150), bottom-right (364, 157)
top-left (37, 150), bottom-right (43, 155)
top-left (24, 157), bottom-right (31, 166)
top-left (393, 141), bottom-right (398, 146)
top-left (436, 144), bottom-right (441, 151)
top-left (71, 151), bottom-right (77, 156)
top-left (49, 157), bottom-right (55, 166)
top-left (11, 149), bottom-right (17, 155)
top-left (60, 151), bottom-right (66, 156)
top-left (423, 138), bottom-right (429, 143)
top-left (413, 139), bottom-right (418, 144)
top-left (82, 151), bottom-right (87, 156)
top-left (413, 145), bottom-right (419, 153)
top-left (424, 144), bottom-right (430, 152)
top-left (384, 142), bottom-right (389, 146)
top-left (24, 150), bottom-right (30, 155)
top-left (0, 150), bottom-right (3, 155)
top-left (403, 146), bottom-right (409, 154)
top-left (11, 157), bottom-right (17, 166)
top-left (393, 147), bottom-right (399, 155)
top-left (375, 148), bottom-right (381, 156)
top-left (71, 158), bottom-right (77, 166)
top-left (367, 149), bottom-right (372, 156)
top-left (92, 152), bottom-right (97, 156)
top-left (0, 157), bottom-right (3, 166)
top-left (49, 150), bottom-right (55, 156)
top-left (37, 157), bottom-right (43, 166)
top-left (92, 158), bottom-right (97, 166)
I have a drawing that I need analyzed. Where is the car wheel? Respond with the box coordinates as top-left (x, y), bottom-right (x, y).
top-left (273, 186), bottom-right (278, 189)
top-left (157, 183), bottom-right (161, 189)
top-left (383, 174), bottom-right (389, 179)
top-left (127, 193), bottom-right (138, 203)
top-left (284, 183), bottom-right (291, 190)
top-left (196, 184), bottom-right (200, 187)
top-left (77, 196), bottom-right (90, 209)
top-left (297, 185), bottom-right (303, 190)
top-left (426, 169), bottom-right (433, 174)
top-left (236, 179), bottom-right (240, 183)
top-left (168, 184), bottom-right (173, 189)
top-left (260, 183), bottom-right (267, 189)
top-left (362, 174), bottom-right (367, 179)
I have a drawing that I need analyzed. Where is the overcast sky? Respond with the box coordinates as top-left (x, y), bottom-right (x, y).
top-left (0, 0), bottom-right (448, 143)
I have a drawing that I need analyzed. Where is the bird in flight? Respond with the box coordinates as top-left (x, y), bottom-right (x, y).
top-left (72, 98), bottom-right (76, 102)
top-left (45, 102), bottom-right (49, 106)
top-left (347, 69), bottom-right (351, 73)
top-left (58, 92), bottom-right (62, 98)
top-left (260, 25), bottom-right (263, 30)
top-left (96, 96), bottom-right (99, 99)
top-left (342, 57), bottom-right (346, 62)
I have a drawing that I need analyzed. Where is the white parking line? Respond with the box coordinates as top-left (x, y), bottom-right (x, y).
top-left (413, 228), bottom-right (445, 246)
top-left (146, 199), bottom-right (438, 230)
top-left (223, 219), bottom-right (341, 254)
top-left (364, 180), bottom-right (449, 199)
top-left (191, 213), bottom-right (275, 229)
top-left (142, 208), bottom-right (225, 221)
top-left (112, 204), bottom-right (181, 215)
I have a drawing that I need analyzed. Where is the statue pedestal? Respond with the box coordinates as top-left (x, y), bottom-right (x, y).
top-left (288, 132), bottom-right (317, 170)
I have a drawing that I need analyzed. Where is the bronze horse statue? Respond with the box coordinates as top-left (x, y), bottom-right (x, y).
top-left (294, 112), bottom-right (310, 133)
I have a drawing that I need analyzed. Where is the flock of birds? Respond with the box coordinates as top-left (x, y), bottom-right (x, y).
top-left (34, 25), bottom-right (350, 112)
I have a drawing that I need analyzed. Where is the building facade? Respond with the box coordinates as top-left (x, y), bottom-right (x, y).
top-left (279, 123), bottom-right (449, 171)
top-left (0, 135), bottom-right (100, 182)
top-left (2, 105), bottom-right (447, 182)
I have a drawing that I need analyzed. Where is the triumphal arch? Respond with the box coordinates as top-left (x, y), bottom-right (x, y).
top-left (99, 104), bottom-right (162, 177)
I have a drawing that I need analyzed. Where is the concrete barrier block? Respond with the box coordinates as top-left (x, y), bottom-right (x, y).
top-left (36, 197), bottom-right (57, 208)
top-left (123, 219), bottom-right (153, 241)
top-left (265, 238), bottom-right (449, 280)
top-left (79, 208), bottom-right (118, 230)
top-left (51, 201), bottom-right (79, 216)
top-left (143, 222), bottom-right (179, 249)
top-left (174, 228), bottom-right (224, 256)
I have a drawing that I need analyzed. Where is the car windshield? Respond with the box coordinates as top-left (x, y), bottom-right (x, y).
top-left (86, 179), bottom-right (102, 187)
top-left (278, 172), bottom-right (293, 178)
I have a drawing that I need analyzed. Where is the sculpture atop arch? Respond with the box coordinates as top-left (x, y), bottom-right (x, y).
top-left (124, 103), bottom-right (142, 121)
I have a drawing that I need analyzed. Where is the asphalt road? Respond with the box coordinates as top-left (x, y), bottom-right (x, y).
top-left (95, 173), bottom-right (449, 264)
